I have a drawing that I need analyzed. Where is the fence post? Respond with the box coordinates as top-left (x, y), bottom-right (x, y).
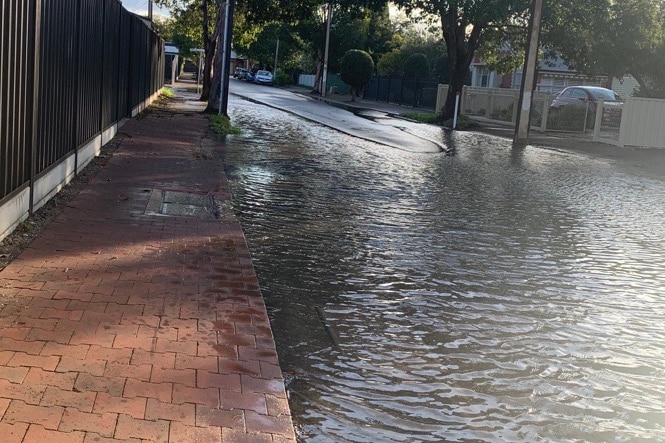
top-left (412, 77), bottom-right (416, 108)
top-left (116, 6), bottom-right (123, 121)
top-left (128, 18), bottom-right (134, 114)
top-left (99, 0), bottom-right (107, 135)
top-left (540, 96), bottom-right (549, 132)
top-left (511, 91), bottom-right (519, 123)
top-left (387, 76), bottom-right (392, 103)
top-left (73, 0), bottom-right (82, 175)
top-left (30, 0), bottom-right (43, 215)
top-left (593, 97), bottom-right (604, 140)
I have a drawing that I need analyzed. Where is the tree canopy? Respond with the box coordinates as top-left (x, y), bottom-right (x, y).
top-left (547, 0), bottom-right (665, 98)
top-left (390, 0), bottom-right (533, 119)
top-left (155, 0), bottom-right (665, 112)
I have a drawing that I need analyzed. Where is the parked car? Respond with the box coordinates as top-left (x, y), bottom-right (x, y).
top-left (233, 67), bottom-right (248, 79)
top-left (245, 70), bottom-right (256, 82)
top-left (550, 86), bottom-right (623, 127)
top-left (550, 86), bottom-right (623, 111)
top-left (254, 70), bottom-right (274, 86)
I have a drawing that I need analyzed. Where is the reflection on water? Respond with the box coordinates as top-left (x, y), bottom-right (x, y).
top-left (224, 97), bottom-right (665, 442)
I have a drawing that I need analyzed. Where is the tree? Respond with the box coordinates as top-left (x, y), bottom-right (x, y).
top-left (475, 0), bottom-right (665, 99)
top-left (365, 5), bottom-right (395, 65)
top-left (376, 26), bottom-right (450, 78)
top-left (547, 0), bottom-right (665, 98)
top-left (298, 1), bottom-right (389, 93)
top-left (154, 0), bottom-right (221, 103)
top-left (391, 0), bottom-right (533, 120)
top-left (339, 49), bottom-right (374, 101)
top-left (233, 23), bottom-right (304, 70)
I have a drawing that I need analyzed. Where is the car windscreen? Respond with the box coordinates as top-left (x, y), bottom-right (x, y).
top-left (590, 89), bottom-right (621, 101)
top-left (257, 71), bottom-right (270, 75)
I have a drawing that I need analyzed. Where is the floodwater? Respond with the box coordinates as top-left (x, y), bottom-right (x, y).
top-left (223, 96), bottom-right (665, 442)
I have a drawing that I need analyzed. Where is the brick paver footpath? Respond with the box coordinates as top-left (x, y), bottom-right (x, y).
top-left (0, 92), bottom-right (297, 442)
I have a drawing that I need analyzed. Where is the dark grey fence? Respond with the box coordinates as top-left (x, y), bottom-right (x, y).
top-left (1, 0), bottom-right (164, 204)
top-left (363, 76), bottom-right (443, 110)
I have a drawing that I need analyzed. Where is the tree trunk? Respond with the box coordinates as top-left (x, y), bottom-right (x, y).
top-left (200, 0), bottom-right (216, 101)
top-left (441, 65), bottom-right (467, 121)
top-left (206, 2), bottom-right (227, 113)
top-left (312, 47), bottom-right (323, 94)
top-left (438, 6), bottom-right (485, 122)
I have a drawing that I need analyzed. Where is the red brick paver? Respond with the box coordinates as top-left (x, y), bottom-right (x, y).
top-left (0, 92), bottom-right (297, 442)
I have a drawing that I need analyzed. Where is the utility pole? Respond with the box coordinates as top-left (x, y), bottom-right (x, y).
top-left (219, 0), bottom-right (235, 116)
top-left (513, 0), bottom-right (543, 148)
top-left (321, 3), bottom-right (333, 97)
top-left (148, 0), bottom-right (153, 21)
top-left (218, 0), bottom-right (230, 115)
top-left (274, 34), bottom-right (280, 73)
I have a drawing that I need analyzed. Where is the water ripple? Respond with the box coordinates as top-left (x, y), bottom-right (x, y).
top-left (225, 97), bottom-right (665, 442)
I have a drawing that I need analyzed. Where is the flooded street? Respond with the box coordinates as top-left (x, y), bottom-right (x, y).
top-left (223, 95), bottom-right (665, 442)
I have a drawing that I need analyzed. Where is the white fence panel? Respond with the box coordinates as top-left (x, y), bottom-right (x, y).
top-left (298, 74), bottom-right (316, 88)
top-left (619, 97), bottom-right (665, 148)
top-left (436, 85), bottom-right (449, 114)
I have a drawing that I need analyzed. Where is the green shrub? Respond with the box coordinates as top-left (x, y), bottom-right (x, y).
top-left (401, 112), bottom-right (438, 123)
top-left (377, 50), bottom-right (405, 76)
top-left (160, 87), bottom-right (175, 98)
top-left (490, 107), bottom-right (513, 122)
top-left (274, 70), bottom-right (293, 86)
top-left (441, 114), bottom-right (479, 130)
top-left (208, 114), bottom-right (241, 135)
top-left (403, 53), bottom-right (430, 78)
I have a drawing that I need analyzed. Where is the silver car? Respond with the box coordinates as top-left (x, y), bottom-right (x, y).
top-left (254, 70), bottom-right (274, 85)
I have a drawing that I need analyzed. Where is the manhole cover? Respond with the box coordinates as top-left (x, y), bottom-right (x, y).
top-left (145, 189), bottom-right (218, 219)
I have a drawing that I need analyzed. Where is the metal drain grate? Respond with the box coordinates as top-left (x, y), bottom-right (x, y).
top-left (145, 189), bottom-right (218, 219)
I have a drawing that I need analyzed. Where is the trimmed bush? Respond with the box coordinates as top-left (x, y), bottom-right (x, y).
top-left (403, 53), bottom-right (430, 78)
top-left (339, 49), bottom-right (374, 101)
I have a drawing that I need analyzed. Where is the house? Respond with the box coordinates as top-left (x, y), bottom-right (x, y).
top-left (611, 75), bottom-right (640, 98)
top-left (470, 56), bottom-right (612, 94)
top-left (230, 50), bottom-right (249, 73)
top-left (165, 44), bottom-right (179, 84)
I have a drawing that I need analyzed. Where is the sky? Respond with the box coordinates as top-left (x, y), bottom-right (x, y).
top-left (121, 0), bottom-right (170, 18)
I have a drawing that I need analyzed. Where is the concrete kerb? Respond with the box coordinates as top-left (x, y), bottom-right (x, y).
top-left (281, 86), bottom-right (665, 162)
top-left (231, 90), bottom-right (445, 153)
top-left (286, 86), bottom-right (430, 118)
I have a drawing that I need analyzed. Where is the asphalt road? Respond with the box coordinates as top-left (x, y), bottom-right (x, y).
top-left (229, 79), bottom-right (445, 153)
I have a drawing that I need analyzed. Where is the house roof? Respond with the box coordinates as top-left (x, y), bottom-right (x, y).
top-left (539, 57), bottom-right (572, 73)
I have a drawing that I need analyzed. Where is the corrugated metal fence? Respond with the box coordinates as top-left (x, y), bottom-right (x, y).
top-left (363, 76), bottom-right (443, 110)
top-left (1, 0), bottom-right (164, 223)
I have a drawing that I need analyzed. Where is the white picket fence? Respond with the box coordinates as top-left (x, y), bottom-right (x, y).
top-left (437, 85), bottom-right (665, 149)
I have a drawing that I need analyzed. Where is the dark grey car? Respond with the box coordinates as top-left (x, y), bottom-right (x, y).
top-left (550, 86), bottom-right (622, 112)
top-left (550, 86), bottom-right (623, 127)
